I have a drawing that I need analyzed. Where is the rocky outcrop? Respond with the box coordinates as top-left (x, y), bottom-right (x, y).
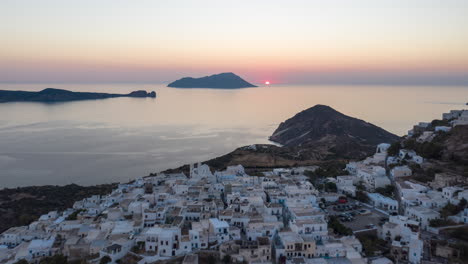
top-left (269, 105), bottom-right (400, 159)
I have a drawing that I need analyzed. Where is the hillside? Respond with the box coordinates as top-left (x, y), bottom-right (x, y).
top-left (160, 144), bottom-right (346, 176)
top-left (441, 125), bottom-right (468, 166)
top-left (0, 184), bottom-right (117, 233)
top-left (400, 124), bottom-right (468, 181)
top-left (167, 72), bottom-right (257, 88)
top-left (270, 105), bottom-right (400, 158)
top-left (160, 105), bottom-right (400, 175)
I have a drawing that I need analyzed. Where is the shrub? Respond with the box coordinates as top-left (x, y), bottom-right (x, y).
top-left (328, 216), bottom-right (353, 236)
top-left (99, 256), bottom-right (111, 264)
top-left (222, 255), bottom-right (232, 264)
top-left (325, 182), bottom-right (337, 192)
top-left (375, 185), bottom-right (395, 198)
top-left (355, 191), bottom-right (369, 203)
top-left (387, 142), bottom-right (401, 156)
top-left (430, 219), bottom-right (457, 227)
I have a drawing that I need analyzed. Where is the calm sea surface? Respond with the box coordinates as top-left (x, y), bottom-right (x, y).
top-left (0, 83), bottom-right (466, 188)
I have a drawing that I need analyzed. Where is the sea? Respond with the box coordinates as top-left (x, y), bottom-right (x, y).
top-left (0, 83), bottom-right (466, 188)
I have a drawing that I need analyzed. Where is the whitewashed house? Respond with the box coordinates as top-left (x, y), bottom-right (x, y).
top-left (390, 166), bottom-right (412, 179)
top-left (367, 193), bottom-right (399, 212)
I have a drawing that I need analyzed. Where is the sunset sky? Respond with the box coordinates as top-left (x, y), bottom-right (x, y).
top-left (1, 0), bottom-right (468, 85)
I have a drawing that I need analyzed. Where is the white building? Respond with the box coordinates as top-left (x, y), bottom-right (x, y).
top-left (453, 110), bottom-right (468, 126)
top-left (209, 218), bottom-right (230, 244)
top-left (99, 239), bottom-right (133, 264)
top-left (442, 110), bottom-right (463, 120)
top-left (27, 237), bottom-right (56, 262)
top-left (356, 166), bottom-right (390, 191)
top-left (290, 218), bottom-right (327, 241)
top-left (405, 206), bottom-right (440, 230)
top-left (390, 166), bottom-right (412, 179)
top-left (435, 126), bottom-right (451, 133)
top-left (336, 175), bottom-right (357, 196)
top-left (144, 226), bottom-right (189, 257)
top-left (367, 193), bottom-right (399, 212)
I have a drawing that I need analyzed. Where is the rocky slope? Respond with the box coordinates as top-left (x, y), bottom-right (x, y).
top-left (167, 72), bottom-right (256, 88)
top-left (160, 144), bottom-right (345, 176)
top-left (160, 105), bottom-right (399, 174)
top-left (441, 125), bottom-right (468, 166)
top-left (269, 105), bottom-right (400, 158)
top-left (404, 124), bottom-right (468, 180)
top-left (0, 88), bottom-right (156, 103)
top-left (0, 184), bottom-right (117, 233)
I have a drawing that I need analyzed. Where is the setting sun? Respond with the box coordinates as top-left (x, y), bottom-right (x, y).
top-left (265, 81), bottom-right (270, 85)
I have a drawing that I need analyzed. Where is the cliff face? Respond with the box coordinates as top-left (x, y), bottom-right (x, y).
top-left (167, 72), bottom-right (257, 88)
top-left (270, 105), bottom-right (400, 158)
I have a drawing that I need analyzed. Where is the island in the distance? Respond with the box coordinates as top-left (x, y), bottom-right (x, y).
top-left (0, 88), bottom-right (156, 103)
top-left (167, 72), bottom-right (257, 88)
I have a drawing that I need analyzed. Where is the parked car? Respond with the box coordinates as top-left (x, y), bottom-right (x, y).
top-left (338, 198), bottom-right (348, 204)
top-left (359, 209), bottom-right (371, 215)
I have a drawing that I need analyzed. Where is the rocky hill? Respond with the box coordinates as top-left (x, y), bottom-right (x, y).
top-left (0, 88), bottom-right (156, 103)
top-left (441, 125), bottom-right (468, 166)
top-left (269, 105), bottom-right (400, 158)
top-left (167, 72), bottom-right (257, 88)
top-left (160, 106), bottom-right (400, 175)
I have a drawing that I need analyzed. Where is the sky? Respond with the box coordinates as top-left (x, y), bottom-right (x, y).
top-left (1, 0), bottom-right (468, 85)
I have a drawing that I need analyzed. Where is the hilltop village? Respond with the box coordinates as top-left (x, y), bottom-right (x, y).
top-left (1, 109), bottom-right (467, 264)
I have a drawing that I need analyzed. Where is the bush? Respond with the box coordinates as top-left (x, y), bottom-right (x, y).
top-left (355, 191), bottom-right (369, 203)
top-left (419, 142), bottom-right (444, 159)
top-left (357, 233), bottom-right (388, 257)
top-left (449, 226), bottom-right (468, 242)
top-left (400, 137), bottom-right (445, 159)
top-left (431, 119), bottom-right (450, 127)
top-left (387, 142), bottom-right (401, 156)
top-left (222, 255), bottom-right (232, 264)
top-left (13, 260), bottom-right (29, 264)
top-left (325, 182), bottom-right (337, 192)
top-left (328, 216), bottom-right (353, 236)
top-left (207, 255), bottom-right (217, 264)
top-left (65, 209), bottom-right (84, 221)
top-left (440, 199), bottom-right (467, 219)
top-left (305, 161), bottom-right (346, 181)
top-left (39, 255), bottom-right (68, 264)
top-left (430, 219), bottom-right (457, 227)
top-left (99, 256), bottom-right (111, 264)
top-left (375, 185), bottom-right (395, 198)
